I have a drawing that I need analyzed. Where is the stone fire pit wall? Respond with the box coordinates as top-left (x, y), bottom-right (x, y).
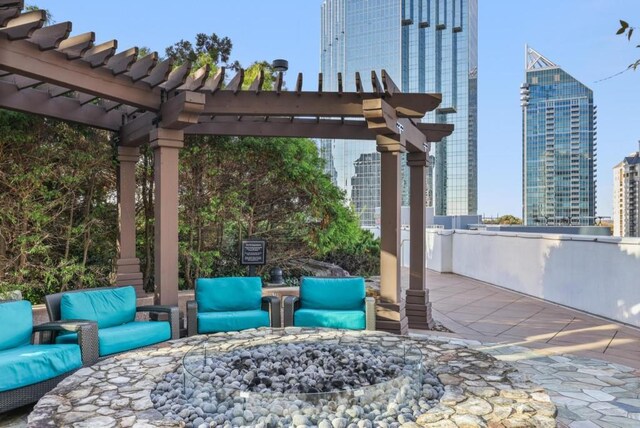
top-left (28, 328), bottom-right (557, 427)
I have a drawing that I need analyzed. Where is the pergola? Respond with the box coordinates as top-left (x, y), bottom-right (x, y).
top-left (0, 2), bottom-right (452, 334)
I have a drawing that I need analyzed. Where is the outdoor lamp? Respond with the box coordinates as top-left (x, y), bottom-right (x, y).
top-left (271, 59), bottom-right (289, 73)
top-left (269, 267), bottom-right (285, 285)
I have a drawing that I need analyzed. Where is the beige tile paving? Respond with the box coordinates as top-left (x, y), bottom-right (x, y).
top-left (417, 270), bottom-right (640, 370)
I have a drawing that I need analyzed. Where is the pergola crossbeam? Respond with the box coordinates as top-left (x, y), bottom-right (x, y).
top-left (201, 67), bottom-right (224, 93)
top-left (225, 68), bottom-right (243, 93)
top-left (120, 114), bottom-right (452, 146)
top-left (77, 93), bottom-right (98, 105)
top-left (106, 46), bottom-right (138, 75)
top-left (13, 74), bottom-right (40, 89)
top-left (0, 1), bottom-right (23, 7)
top-left (142, 58), bottom-right (172, 88)
top-left (179, 65), bottom-right (209, 91)
top-left (0, 37), bottom-right (161, 110)
top-left (382, 69), bottom-right (399, 96)
top-left (295, 73), bottom-right (303, 94)
top-left (161, 62), bottom-right (191, 92)
top-left (0, 80), bottom-right (121, 130)
top-left (44, 83), bottom-right (72, 97)
top-left (248, 69), bottom-right (264, 93)
top-left (82, 40), bottom-right (117, 68)
top-left (127, 52), bottom-right (157, 82)
top-left (371, 70), bottom-right (383, 95)
top-left (0, 10), bottom-right (44, 40)
top-left (201, 91), bottom-right (440, 118)
top-left (29, 21), bottom-right (71, 50)
top-left (355, 72), bottom-right (363, 94)
top-left (57, 32), bottom-right (94, 59)
top-left (0, 7), bottom-right (19, 27)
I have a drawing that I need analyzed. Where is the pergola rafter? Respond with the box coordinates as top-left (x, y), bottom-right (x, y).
top-left (0, 4), bottom-right (454, 334)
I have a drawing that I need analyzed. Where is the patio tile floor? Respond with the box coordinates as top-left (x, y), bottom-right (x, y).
top-left (418, 270), bottom-right (640, 370)
top-left (412, 270), bottom-right (640, 427)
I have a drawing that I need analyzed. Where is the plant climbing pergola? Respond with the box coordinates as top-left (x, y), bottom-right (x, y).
top-left (0, 2), bottom-right (453, 334)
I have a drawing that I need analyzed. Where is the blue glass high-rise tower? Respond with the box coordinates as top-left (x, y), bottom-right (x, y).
top-left (521, 47), bottom-right (597, 226)
top-left (320, 0), bottom-right (478, 225)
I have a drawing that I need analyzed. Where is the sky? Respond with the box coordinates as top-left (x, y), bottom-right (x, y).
top-left (36, 0), bottom-right (640, 218)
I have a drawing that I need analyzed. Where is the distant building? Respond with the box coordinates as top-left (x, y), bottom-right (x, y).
top-left (521, 46), bottom-right (597, 226)
top-left (613, 143), bottom-right (640, 237)
top-left (351, 153), bottom-right (381, 226)
top-left (319, 0), bottom-right (478, 225)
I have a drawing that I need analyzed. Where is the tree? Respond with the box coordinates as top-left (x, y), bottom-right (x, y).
top-left (0, 112), bottom-right (116, 302)
top-left (165, 33), bottom-right (239, 71)
top-left (483, 215), bottom-right (523, 225)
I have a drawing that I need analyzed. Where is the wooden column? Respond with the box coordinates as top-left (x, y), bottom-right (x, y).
top-left (151, 129), bottom-right (184, 306)
top-left (376, 135), bottom-right (407, 335)
top-left (115, 146), bottom-right (144, 296)
top-left (406, 151), bottom-right (434, 329)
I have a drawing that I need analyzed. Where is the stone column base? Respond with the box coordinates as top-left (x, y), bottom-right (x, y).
top-left (115, 258), bottom-right (144, 297)
top-left (405, 289), bottom-right (434, 330)
top-left (375, 296), bottom-right (408, 335)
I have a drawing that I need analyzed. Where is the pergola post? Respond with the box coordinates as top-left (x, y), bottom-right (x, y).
top-left (115, 146), bottom-right (144, 296)
top-left (150, 128), bottom-right (184, 306)
top-left (406, 151), bottom-right (434, 329)
top-left (376, 135), bottom-right (408, 335)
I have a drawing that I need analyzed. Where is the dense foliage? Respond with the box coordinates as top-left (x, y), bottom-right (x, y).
top-left (0, 112), bottom-right (118, 302)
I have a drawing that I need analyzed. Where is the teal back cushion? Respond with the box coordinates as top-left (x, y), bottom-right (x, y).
top-left (60, 286), bottom-right (136, 329)
top-left (0, 300), bottom-right (32, 351)
top-left (196, 277), bottom-right (262, 312)
top-left (300, 277), bottom-right (365, 311)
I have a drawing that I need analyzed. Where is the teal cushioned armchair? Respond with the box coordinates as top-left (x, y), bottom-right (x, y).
top-left (283, 277), bottom-right (375, 330)
top-left (0, 300), bottom-right (98, 413)
top-left (45, 286), bottom-right (179, 357)
top-left (186, 277), bottom-right (280, 335)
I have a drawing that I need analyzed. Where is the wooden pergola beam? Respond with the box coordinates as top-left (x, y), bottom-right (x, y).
top-left (0, 80), bottom-right (121, 130)
top-left (202, 91), bottom-right (441, 118)
top-left (120, 115), bottom-right (452, 147)
top-left (189, 117), bottom-right (381, 140)
top-left (0, 36), bottom-right (161, 111)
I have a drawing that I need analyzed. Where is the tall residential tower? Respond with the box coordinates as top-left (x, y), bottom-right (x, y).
top-left (320, 0), bottom-right (478, 226)
top-left (613, 143), bottom-right (640, 237)
top-left (521, 47), bottom-right (596, 226)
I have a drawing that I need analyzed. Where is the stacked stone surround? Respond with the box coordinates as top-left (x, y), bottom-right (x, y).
top-left (28, 328), bottom-right (556, 427)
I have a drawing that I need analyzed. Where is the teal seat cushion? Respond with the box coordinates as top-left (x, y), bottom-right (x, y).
top-left (196, 277), bottom-right (262, 312)
top-left (300, 277), bottom-right (365, 311)
top-left (0, 300), bottom-right (32, 352)
top-left (197, 310), bottom-right (269, 333)
top-left (294, 309), bottom-right (365, 330)
top-left (56, 321), bottom-right (170, 356)
top-left (0, 344), bottom-right (82, 392)
top-left (60, 286), bottom-right (136, 329)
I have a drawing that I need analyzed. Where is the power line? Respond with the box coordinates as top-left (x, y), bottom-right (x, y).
top-left (594, 66), bottom-right (632, 83)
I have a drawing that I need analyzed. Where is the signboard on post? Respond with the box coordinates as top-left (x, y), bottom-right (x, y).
top-left (241, 239), bottom-right (267, 276)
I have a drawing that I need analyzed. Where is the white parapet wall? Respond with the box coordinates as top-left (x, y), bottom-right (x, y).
top-left (422, 229), bottom-right (640, 328)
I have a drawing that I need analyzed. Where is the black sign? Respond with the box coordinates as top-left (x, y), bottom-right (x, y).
top-left (241, 240), bottom-right (267, 265)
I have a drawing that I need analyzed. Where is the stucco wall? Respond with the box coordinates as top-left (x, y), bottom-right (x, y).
top-left (424, 230), bottom-right (640, 328)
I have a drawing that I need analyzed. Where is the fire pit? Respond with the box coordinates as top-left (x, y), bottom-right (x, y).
top-left (152, 331), bottom-right (443, 427)
top-left (28, 328), bottom-right (557, 428)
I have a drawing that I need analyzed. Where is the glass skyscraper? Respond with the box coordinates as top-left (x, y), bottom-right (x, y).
top-left (521, 47), bottom-right (597, 226)
top-left (320, 0), bottom-right (478, 226)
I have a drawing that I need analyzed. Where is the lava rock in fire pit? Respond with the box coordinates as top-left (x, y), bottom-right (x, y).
top-left (151, 341), bottom-right (443, 427)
